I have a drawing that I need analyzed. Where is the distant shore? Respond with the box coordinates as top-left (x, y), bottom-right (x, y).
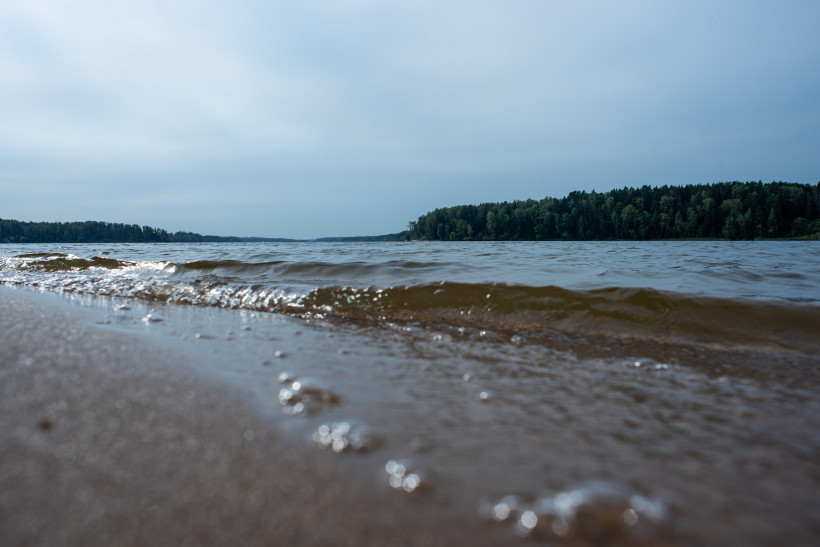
top-left (0, 287), bottom-right (509, 546)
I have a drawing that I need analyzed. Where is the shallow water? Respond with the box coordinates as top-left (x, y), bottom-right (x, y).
top-left (3, 240), bottom-right (819, 302)
top-left (2, 241), bottom-right (820, 545)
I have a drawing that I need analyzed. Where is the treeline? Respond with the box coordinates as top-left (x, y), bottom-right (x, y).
top-left (408, 181), bottom-right (820, 241)
top-left (0, 219), bottom-right (302, 243)
top-left (0, 219), bottom-right (183, 243)
top-left (315, 232), bottom-right (407, 242)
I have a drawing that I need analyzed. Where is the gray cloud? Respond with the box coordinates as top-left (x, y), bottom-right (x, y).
top-left (1, 1), bottom-right (818, 238)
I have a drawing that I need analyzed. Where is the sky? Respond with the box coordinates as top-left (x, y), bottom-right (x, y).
top-left (1, 1), bottom-right (818, 239)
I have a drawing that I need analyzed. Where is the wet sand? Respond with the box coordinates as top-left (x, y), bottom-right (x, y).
top-left (0, 287), bottom-right (511, 546)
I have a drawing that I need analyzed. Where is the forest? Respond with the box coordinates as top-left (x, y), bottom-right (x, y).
top-left (0, 220), bottom-right (207, 243)
top-left (0, 220), bottom-right (303, 243)
top-left (408, 181), bottom-right (820, 241)
top-left (4, 181), bottom-right (819, 243)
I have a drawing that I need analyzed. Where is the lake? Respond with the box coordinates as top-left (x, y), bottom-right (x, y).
top-left (2, 240), bottom-right (819, 545)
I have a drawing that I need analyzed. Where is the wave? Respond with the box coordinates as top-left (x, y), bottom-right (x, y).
top-left (168, 259), bottom-right (456, 283)
top-left (14, 252), bottom-right (70, 259)
top-left (3, 252), bottom-right (818, 354)
top-left (8, 254), bottom-right (460, 285)
top-left (21, 256), bottom-right (136, 272)
top-left (297, 284), bottom-right (820, 352)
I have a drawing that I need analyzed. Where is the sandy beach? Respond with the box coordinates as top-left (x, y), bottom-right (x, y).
top-left (0, 287), bottom-right (511, 546)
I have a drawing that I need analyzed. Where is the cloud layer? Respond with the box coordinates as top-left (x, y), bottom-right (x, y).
top-left (2, 1), bottom-right (818, 237)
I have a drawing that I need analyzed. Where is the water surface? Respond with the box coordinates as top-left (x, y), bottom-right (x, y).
top-left (2, 241), bottom-right (819, 545)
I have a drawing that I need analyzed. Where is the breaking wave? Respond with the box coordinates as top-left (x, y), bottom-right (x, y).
top-left (2, 251), bottom-right (818, 354)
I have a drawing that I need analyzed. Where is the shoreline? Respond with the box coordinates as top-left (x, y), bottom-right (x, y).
top-left (0, 287), bottom-right (510, 546)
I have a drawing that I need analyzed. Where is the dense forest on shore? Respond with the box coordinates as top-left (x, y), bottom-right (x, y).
top-left (408, 181), bottom-right (820, 241)
top-left (0, 220), bottom-right (297, 243)
top-left (0, 218), bottom-right (397, 244)
top-left (4, 182), bottom-right (819, 243)
top-left (314, 233), bottom-right (406, 242)
top-left (0, 220), bottom-right (180, 243)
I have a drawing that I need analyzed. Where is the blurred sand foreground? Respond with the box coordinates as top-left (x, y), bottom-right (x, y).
top-left (0, 288), bottom-right (508, 546)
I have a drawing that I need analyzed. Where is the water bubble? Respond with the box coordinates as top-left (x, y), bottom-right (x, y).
top-left (278, 376), bottom-right (340, 415)
top-left (282, 402), bottom-right (305, 415)
top-left (489, 495), bottom-right (523, 522)
top-left (278, 387), bottom-right (297, 405)
top-left (273, 350), bottom-right (286, 359)
top-left (385, 459), bottom-right (433, 493)
top-left (142, 313), bottom-right (163, 324)
top-left (278, 371), bottom-right (296, 384)
top-left (385, 459), bottom-right (411, 477)
top-left (628, 358), bottom-right (671, 373)
top-left (629, 358), bottom-right (662, 368)
top-left (488, 482), bottom-right (670, 542)
top-left (312, 420), bottom-right (382, 453)
top-left (478, 391), bottom-right (491, 402)
top-left (515, 506), bottom-right (571, 539)
top-left (401, 471), bottom-right (427, 492)
top-left (292, 377), bottom-right (340, 402)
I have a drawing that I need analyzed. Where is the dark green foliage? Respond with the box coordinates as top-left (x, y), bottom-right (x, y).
top-left (0, 220), bottom-right (177, 243)
top-left (202, 235), bottom-right (244, 242)
top-left (171, 231), bottom-right (207, 242)
top-left (408, 181), bottom-right (820, 241)
top-left (200, 236), bottom-right (301, 242)
top-left (0, 221), bottom-right (310, 243)
top-left (314, 232), bottom-right (408, 242)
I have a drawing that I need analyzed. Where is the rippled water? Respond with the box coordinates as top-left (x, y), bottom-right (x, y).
top-left (2, 240), bottom-right (818, 301)
top-left (2, 241), bottom-right (819, 545)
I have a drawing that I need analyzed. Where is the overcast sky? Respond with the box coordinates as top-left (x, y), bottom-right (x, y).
top-left (1, 1), bottom-right (818, 238)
